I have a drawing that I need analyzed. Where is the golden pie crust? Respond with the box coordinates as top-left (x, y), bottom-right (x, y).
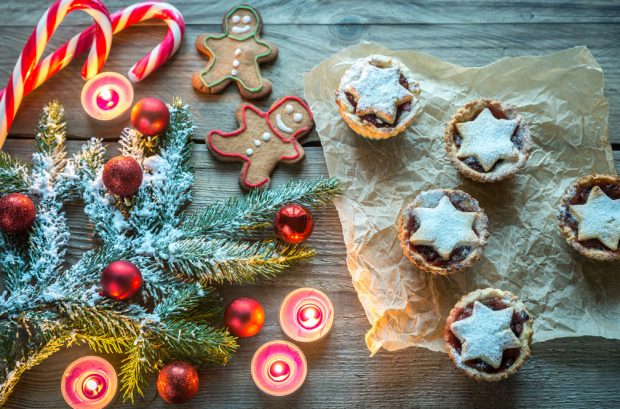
top-left (444, 99), bottom-right (532, 182)
top-left (397, 189), bottom-right (489, 275)
top-left (444, 288), bottom-right (533, 382)
top-left (558, 174), bottom-right (620, 261)
top-left (335, 55), bottom-right (421, 140)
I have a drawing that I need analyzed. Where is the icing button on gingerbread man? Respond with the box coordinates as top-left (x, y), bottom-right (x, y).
top-left (192, 5), bottom-right (279, 99)
top-left (208, 96), bottom-right (314, 190)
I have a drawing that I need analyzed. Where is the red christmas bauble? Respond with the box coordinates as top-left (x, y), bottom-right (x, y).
top-left (102, 156), bottom-right (143, 197)
top-left (0, 193), bottom-right (36, 234)
top-left (130, 97), bottom-right (170, 136)
top-left (274, 204), bottom-right (314, 244)
top-left (101, 260), bottom-right (143, 300)
top-left (224, 297), bottom-right (265, 338)
top-left (157, 361), bottom-right (199, 404)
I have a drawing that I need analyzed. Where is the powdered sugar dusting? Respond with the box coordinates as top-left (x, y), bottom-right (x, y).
top-left (570, 186), bottom-right (620, 250)
top-left (450, 301), bottom-right (521, 369)
top-left (456, 108), bottom-right (519, 172)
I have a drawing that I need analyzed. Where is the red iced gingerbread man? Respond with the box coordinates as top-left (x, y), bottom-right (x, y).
top-left (208, 96), bottom-right (314, 190)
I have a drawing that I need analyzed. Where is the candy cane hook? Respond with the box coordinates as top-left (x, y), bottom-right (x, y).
top-left (0, 0), bottom-right (113, 149)
top-left (19, 1), bottom-right (184, 99)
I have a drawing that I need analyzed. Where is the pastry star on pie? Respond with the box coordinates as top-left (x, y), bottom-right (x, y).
top-left (450, 301), bottom-right (521, 369)
top-left (569, 186), bottom-right (620, 251)
top-left (455, 108), bottom-right (520, 172)
top-left (344, 64), bottom-right (413, 124)
top-left (410, 196), bottom-right (479, 259)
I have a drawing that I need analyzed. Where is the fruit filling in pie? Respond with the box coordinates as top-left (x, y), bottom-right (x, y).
top-left (444, 288), bottom-right (533, 381)
top-left (398, 189), bottom-right (489, 275)
top-left (558, 174), bottom-right (620, 260)
top-left (444, 99), bottom-right (532, 183)
top-left (335, 54), bottom-right (420, 140)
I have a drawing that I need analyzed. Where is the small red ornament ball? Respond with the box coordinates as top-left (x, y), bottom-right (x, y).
top-left (0, 193), bottom-right (36, 234)
top-left (101, 260), bottom-right (143, 300)
top-left (157, 361), bottom-right (199, 404)
top-left (224, 297), bottom-right (265, 338)
top-left (274, 204), bottom-right (314, 244)
top-left (102, 156), bottom-right (143, 197)
top-left (131, 97), bottom-right (170, 136)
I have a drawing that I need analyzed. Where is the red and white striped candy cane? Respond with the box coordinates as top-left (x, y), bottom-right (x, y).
top-left (0, 0), bottom-right (112, 149)
top-left (16, 1), bottom-right (184, 100)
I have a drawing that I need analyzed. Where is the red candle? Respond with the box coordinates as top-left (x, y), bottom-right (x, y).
top-left (81, 72), bottom-right (134, 121)
top-left (251, 341), bottom-right (307, 397)
top-left (61, 356), bottom-right (117, 409)
top-left (279, 288), bottom-right (334, 343)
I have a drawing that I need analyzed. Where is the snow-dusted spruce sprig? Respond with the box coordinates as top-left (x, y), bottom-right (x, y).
top-left (0, 99), bottom-right (340, 405)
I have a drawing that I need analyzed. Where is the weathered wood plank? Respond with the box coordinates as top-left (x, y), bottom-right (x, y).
top-left (2, 139), bottom-right (620, 408)
top-left (0, 0), bottom-right (618, 25)
top-left (0, 23), bottom-right (618, 143)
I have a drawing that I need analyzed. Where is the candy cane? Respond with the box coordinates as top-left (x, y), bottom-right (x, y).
top-left (12, 1), bottom-right (184, 101)
top-left (0, 0), bottom-right (112, 149)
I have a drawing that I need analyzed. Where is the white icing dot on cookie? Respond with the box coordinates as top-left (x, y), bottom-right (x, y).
top-left (293, 113), bottom-right (303, 123)
top-left (254, 139), bottom-right (261, 147)
top-left (246, 148), bottom-right (254, 156)
top-left (233, 59), bottom-right (240, 68)
top-left (285, 104), bottom-right (294, 114)
top-left (234, 48), bottom-right (242, 56)
top-left (242, 15), bottom-right (251, 24)
top-left (262, 132), bottom-right (271, 142)
top-left (231, 69), bottom-right (238, 76)
top-left (232, 15), bottom-right (240, 23)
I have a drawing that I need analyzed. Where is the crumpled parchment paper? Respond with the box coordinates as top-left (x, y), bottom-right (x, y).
top-left (303, 42), bottom-right (616, 355)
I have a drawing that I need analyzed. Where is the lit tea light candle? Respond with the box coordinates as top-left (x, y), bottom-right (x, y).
top-left (279, 288), bottom-right (334, 343)
top-left (61, 355), bottom-right (117, 409)
top-left (251, 340), bottom-right (307, 397)
top-left (81, 72), bottom-right (134, 121)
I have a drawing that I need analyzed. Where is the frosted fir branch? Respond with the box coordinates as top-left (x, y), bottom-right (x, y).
top-left (0, 233), bottom-right (27, 292)
top-left (154, 285), bottom-right (222, 324)
top-left (167, 238), bottom-right (316, 285)
top-left (119, 127), bottom-right (147, 161)
top-left (128, 99), bottom-right (195, 235)
top-left (70, 139), bottom-right (130, 243)
top-left (183, 177), bottom-right (340, 238)
top-left (0, 152), bottom-right (30, 195)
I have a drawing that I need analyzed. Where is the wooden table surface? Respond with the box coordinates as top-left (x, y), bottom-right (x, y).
top-left (1, 1), bottom-right (620, 408)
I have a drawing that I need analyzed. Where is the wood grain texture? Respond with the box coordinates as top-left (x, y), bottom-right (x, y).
top-left (0, 0), bottom-right (619, 25)
top-left (0, 23), bottom-right (617, 143)
top-left (0, 0), bottom-right (619, 408)
top-left (2, 139), bottom-right (620, 408)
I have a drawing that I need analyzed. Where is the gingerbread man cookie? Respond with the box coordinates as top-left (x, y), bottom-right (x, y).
top-left (192, 5), bottom-right (278, 99)
top-left (208, 96), bottom-right (314, 190)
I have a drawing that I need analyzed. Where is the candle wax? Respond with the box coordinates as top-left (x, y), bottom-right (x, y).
top-left (297, 303), bottom-right (323, 330)
top-left (95, 87), bottom-right (120, 111)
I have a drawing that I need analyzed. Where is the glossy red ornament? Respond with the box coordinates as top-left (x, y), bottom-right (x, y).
top-left (0, 193), bottom-right (36, 234)
top-left (101, 260), bottom-right (143, 300)
top-left (130, 97), bottom-right (170, 136)
top-left (224, 297), bottom-right (265, 338)
top-left (274, 204), bottom-right (314, 244)
top-left (157, 361), bottom-right (199, 404)
top-left (102, 156), bottom-right (143, 197)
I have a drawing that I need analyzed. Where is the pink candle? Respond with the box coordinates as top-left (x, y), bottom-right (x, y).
top-left (279, 288), bottom-right (334, 343)
top-left (251, 341), bottom-right (307, 397)
top-left (81, 72), bottom-right (133, 121)
top-left (61, 356), bottom-right (117, 409)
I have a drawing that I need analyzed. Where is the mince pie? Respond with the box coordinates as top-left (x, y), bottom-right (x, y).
top-left (444, 288), bottom-right (533, 382)
top-left (444, 99), bottom-right (532, 182)
top-left (558, 174), bottom-right (620, 261)
top-left (398, 189), bottom-right (489, 275)
top-left (335, 54), bottom-right (421, 140)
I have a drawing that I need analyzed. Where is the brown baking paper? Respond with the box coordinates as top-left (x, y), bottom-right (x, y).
top-left (303, 42), bottom-right (616, 355)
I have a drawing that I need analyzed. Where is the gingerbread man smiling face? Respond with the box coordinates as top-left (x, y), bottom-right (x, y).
top-left (192, 5), bottom-right (278, 99)
top-left (207, 96), bottom-right (314, 190)
top-left (225, 7), bottom-right (259, 39)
